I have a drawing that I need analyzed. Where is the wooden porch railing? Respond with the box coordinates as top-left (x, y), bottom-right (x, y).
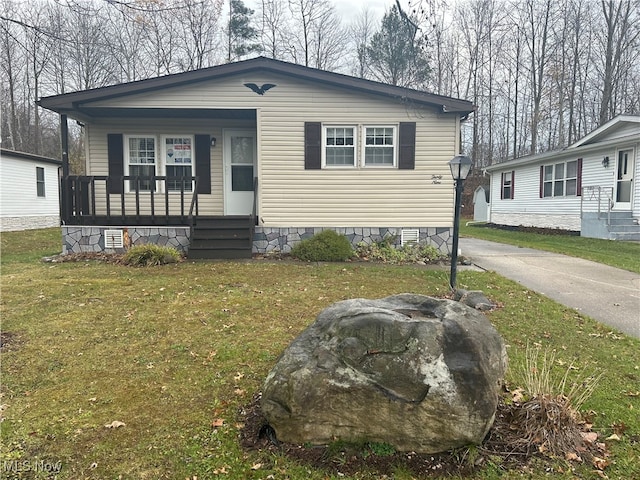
top-left (60, 175), bottom-right (199, 226)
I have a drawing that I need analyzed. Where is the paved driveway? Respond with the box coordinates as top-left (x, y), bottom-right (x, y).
top-left (459, 238), bottom-right (640, 338)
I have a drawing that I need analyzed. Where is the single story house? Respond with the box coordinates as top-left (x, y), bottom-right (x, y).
top-left (485, 115), bottom-right (640, 240)
top-left (0, 148), bottom-right (62, 232)
top-left (38, 56), bottom-right (474, 258)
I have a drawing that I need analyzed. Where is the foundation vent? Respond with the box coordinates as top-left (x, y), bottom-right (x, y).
top-left (401, 229), bottom-right (420, 246)
top-left (104, 229), bottom-right (124, 249)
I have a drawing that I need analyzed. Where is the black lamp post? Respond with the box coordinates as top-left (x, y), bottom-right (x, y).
top-left (448, 155), bottom-right (473, 291)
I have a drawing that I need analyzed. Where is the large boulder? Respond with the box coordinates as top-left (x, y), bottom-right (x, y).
top-left (261, 293), bottom-right (507, 454)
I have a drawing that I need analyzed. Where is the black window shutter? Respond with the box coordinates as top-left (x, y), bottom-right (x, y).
top-left (107, 133), bottom-right (124, 194)
top-left (304, 122), bottom-right (322, 169)
top-left (194, 134), bottom-right (211, 194)
top-left (398, 122), bottom-right (416, 170)
top-left (500, 172), bottom-right (505, 200)
top-left (576, 158), bottom-right (583, 196)
top-left (539, 165), bottom-right (544, 198)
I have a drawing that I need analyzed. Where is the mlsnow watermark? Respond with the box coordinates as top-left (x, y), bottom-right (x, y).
top-left (2, 459), bottom-right (62, 474)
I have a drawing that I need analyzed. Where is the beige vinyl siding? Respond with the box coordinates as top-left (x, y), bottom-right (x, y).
top-left (87, 118), bottom-right (254, 216)
top-left (85, 72), bottom-right (460, 227)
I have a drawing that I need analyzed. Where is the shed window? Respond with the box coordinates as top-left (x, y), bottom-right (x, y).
top-left (36, 167), bottom-right (45, 197)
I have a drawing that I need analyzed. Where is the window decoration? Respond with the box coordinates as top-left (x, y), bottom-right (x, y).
top-left (164, 136), bottom-right (193, 192)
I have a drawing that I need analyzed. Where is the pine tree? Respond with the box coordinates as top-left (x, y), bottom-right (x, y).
top-left (227, 0), bottom-right (261, 62)
top-left (365, 5), bottom-right (430, 88)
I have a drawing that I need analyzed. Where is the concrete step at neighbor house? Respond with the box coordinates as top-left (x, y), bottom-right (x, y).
top-left (607, 212), bottom-right (640, 241)
top-left (188, 215), bottom-right (253, 259)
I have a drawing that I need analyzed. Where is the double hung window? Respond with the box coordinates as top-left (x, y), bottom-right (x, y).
top-left (126, 136), bottom-right (156, 191)
top-left (164, 136), bottom-right (193, 192)
top-left (125, 135), bottom-right (194, 192)
top-left (36, 167), bottom-right (45, 197)
top-left (325, 127), bottom-right (356, 166)
top-left (323, 125), bottom-right (397, 167)
top-left (364, 127), bottom-right (395, 166)
top-left (542, 160), bottom-right (578, 197)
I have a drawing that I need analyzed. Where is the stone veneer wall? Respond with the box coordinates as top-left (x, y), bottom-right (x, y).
top-left (62, 225), bottom-right (453, 256)
top-left (62, 226), bottom-right (190, 254)
top-left (253, 227), bottom-right (453, 254)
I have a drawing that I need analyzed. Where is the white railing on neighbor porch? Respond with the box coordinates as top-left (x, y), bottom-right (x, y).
top-left (581, 186), bottom-right (614, 226)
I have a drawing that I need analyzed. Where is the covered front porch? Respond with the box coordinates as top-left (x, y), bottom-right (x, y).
top-left (54, 107), bottom-right (259, 258)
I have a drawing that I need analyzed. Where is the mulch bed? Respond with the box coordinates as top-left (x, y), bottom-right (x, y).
top-left (238, 391), bottom-right (610, 478)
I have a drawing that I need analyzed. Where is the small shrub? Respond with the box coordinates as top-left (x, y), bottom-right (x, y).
top-left (291, 230), bottom-right (353, 262)
top-left (354, 237), bottom-right (445, 264)
top-left (122, 244), bottom-right (181, 266)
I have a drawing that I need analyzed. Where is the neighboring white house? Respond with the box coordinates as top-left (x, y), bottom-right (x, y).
top-left (0, 148), bottom-right (62, 232)
top-left (38, 56), bottom-right (475, 258)
top-left (485, 115), bottom-right (640, 240)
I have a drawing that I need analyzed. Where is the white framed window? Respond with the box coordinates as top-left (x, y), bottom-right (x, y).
top-left (36, 167), bottom-right (45, 197)
top-left (125, 135), bottom-right (156, 192)
top-left (542, 160), bottom-right (578, 197)
top-left (363, 126), bottom-right (396, 167)
top-left (501, 171), bottom-right (514, 199)
top-left (324, 126), bottom-right (356, 167)
top-left (162, 135), bottom-right (194, 192)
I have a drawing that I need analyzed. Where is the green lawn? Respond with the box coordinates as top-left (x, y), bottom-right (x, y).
top-left (459, 221), bottom-right (640, 274)
top-left (1, 229), bottom-right (639, 479)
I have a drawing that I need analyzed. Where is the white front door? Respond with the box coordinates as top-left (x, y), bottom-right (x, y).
top-left (223, 129), bottom-right (256, 215)
top-left (614, 148), bottom-right (634, 210)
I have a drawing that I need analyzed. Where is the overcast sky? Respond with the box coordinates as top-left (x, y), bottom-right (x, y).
top-left (247, 0), bottom-right (397, 25)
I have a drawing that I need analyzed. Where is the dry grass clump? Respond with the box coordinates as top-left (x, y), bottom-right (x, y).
top-left (509, 345), bottom-right (604, 460)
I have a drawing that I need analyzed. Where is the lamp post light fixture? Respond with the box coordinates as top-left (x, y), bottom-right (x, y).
top-left (448, 155), bottom-right (473, 291)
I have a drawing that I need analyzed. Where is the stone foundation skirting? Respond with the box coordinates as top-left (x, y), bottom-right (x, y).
top-left (1, 215), bottom-right (60, 232)
top-left (62, 226), bottom-right (190, 254)
top-left (490, 212), bottom-right (580, 231)
top-left (253, 227), bottom-right (453, 254)
top-left (62, 225), bottom-right (453, 256)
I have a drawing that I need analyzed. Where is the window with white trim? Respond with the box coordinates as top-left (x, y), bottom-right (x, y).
top-left (124, 135), bottom-right (195, 192)
top-left (163, 136), bottom-right (193, 192)
top-left (501, 171), bottom-right (514, 199)
top-left (542, 160), bottom-right (577, 197)
top-left (324, 126), bottom-right (356, 166)
top-left (36, 167), bottom-right (45, 197)
top-left (125, 136), bottom-right (156, 192)
top-left (364, 126), bottom-right (396, 166)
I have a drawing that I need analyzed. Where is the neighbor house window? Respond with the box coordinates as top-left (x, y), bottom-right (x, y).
top-left (163, 136), bottom-right (193, 192)
top-left (36, 167), bottom-right (45, 197)
top-left (501, 171), bottom-right (514, 199)
top-left (364, 126), bottom-right (396, 166)
top-left (324, 126), bottom-right (356, 166)
top-left (125, 136), bottom-right (156, 191)
top-left (542, 160), bottom-right (578, 197)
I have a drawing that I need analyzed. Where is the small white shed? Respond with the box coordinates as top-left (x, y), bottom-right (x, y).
top-left (472, 185), bottom-right (490, 222)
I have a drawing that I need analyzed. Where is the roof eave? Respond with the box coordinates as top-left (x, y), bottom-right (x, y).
top-left (38, 57), bottom-right (474, 116)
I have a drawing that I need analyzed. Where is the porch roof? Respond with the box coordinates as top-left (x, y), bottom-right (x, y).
top-left (38, 56), bottom-right (474, 118)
